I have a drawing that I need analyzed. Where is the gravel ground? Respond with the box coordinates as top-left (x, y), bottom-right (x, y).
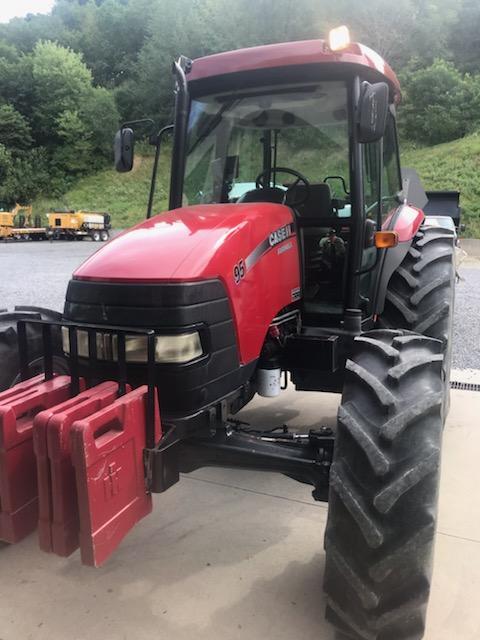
top-left (0, 239), bottom-right (479, 370)
top-left (0, 241), bottom-right (99, 312)
top-left (453, 263), bottom-right (480, 370)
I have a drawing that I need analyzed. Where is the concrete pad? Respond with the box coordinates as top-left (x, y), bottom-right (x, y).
top-left (459, 238), bottom-right (480, 259)
top-left (0, 388), bottom-right (479, 640)
top-left (437, 390), bottom-right (480, 542)
top-left (451, 368), bottom-right (480, 385)
top-left (427, 534), bottom-right (480, 640)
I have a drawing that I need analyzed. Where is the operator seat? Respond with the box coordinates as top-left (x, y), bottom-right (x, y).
top-left (293, 183), bottom-right (334, 218)
top-left (236, 183), bottom-right (336, 216)
top-left (236, 187), bottom-right (284, 204)
top-left (294, 183), bottom-right (349, 319)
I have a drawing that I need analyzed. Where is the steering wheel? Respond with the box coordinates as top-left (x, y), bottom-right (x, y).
top-left (255, 167), bottom-right (311, 207)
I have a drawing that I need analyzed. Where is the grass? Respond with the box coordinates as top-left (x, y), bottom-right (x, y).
top-left (402, 133), bottom-right (480, 237)
top-left (32, 135), bottom-right (480, 236)
top-left (33, 152), bottom-right (171, 229)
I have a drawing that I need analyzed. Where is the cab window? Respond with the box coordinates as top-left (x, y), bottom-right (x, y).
top-left (381, 113), bottom-right (402, 222)
top-left (183, 81), bottom-right (350, 208)
top-left (362, 113), bottom-right (401, 227)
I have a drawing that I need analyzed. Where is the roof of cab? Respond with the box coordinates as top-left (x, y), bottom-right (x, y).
top-left (187, 39), bottom-right (401, 101)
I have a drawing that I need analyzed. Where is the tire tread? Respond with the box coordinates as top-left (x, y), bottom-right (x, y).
top-left (324, 331), bottom-right (445, 640)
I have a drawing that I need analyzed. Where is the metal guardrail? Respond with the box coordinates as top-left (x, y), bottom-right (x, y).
top-left (450, 380), bottom-right (480, 392)
top-left (16, 318), bottom-right (158, 449)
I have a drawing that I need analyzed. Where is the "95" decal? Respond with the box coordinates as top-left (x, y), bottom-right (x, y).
top-left (233, 259), bottom-right (246, 284)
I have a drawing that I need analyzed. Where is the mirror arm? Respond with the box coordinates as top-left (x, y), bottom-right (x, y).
top-left (169, 60), bottom-right (190, 210)
top-left (376, 137), bottom-right (384, 227)
top-left (122, 118), bottom-right (155, 130)
top-left (146, 124), bottom-right (174, 219)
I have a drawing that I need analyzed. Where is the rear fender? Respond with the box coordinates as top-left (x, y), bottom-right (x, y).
top-left (423, 215), bottom-right (457, 234)
top-left (373, 204), bottom-right (424, 316)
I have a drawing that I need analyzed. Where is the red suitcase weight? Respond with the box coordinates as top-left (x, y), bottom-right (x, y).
top-left (0, 376), bottom-right (74, 543)
top-left (0, 375), bottom-right (46, 405)
top-left (71, 385), bottom-right (161, 567)
top-left (33, 381), bottom-right (120, 554)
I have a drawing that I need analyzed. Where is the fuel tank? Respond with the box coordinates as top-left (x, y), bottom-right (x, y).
top-left (72, 203), bottom-right (301, 364)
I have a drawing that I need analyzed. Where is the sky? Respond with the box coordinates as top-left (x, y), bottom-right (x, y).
top-left (0, 0), bottom-right (55, 23)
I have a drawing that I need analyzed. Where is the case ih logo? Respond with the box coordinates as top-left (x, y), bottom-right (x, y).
top-left (269, 224), bottom-right (293, 248)
top-left (243, 222), bottom-right (296, 277)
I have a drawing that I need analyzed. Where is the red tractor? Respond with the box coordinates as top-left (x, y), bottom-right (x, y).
top-left (0, 29), bottom-right (456, 640)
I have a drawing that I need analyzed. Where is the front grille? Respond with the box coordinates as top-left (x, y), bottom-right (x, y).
top-left (64, 279), bottom-right (232, 327)
top-left (62, 278), bottom-right (249, 419)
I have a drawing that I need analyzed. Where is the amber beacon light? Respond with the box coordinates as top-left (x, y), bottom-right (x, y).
top-left (328, 25), bottom-right (351, 52)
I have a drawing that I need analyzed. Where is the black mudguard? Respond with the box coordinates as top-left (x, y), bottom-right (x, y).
top-left (373, 214), bottom-right (456, 316)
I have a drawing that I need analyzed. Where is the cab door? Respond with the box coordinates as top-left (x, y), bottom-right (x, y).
top-left (359, 112), bottom-right (402, 315)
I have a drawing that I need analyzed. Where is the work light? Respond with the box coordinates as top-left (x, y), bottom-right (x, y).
top-left (62, 328), bottom-right (203, 364)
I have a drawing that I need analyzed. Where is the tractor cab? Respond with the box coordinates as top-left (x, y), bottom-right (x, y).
top-left (116, 32), bottom-right (402, 330)
top-left (183, 80), bottom-right (352, 320)
top-left (178, 47), bottom-right (402, 328)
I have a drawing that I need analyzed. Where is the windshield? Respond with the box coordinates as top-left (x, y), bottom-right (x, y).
top-left (183, 81), bottom-right (350, 207)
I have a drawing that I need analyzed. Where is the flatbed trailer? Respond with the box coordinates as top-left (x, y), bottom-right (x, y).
top-left (46, 210), bottom-right (111, 241)
top-left (5, 227), bottom-right (48, 241)
top-left (0, 204), bottom-right (43, 240)
top-left (1, 210), bottom-right (112, 242)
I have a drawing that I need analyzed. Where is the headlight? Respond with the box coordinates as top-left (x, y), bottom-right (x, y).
top-left (123, 332), bottom-right (203, 364)
top-left (62, 328), bottom-right (105, 359)
top-left (62, 328), bottom-right (203, 364)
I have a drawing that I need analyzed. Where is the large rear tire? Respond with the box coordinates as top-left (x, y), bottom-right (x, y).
top-left (324, 329), bottom-right (445, 640)
top-left (0, 307), bottom-right (68, 391)
top-left (379, 224), bottom-right (455, 413)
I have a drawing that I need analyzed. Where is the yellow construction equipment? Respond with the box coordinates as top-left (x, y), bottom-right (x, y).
top-left (46, 210), bottom-right (111, 241)
top-left (0, 203), bottom-right (44, 240)
top-left (0, 210), bottom-right (14, 238)
top-left (0, 205), bottom-right (111, 242)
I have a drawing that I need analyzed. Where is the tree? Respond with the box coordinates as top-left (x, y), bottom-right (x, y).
top-left (0, 0), bottom-right (479, 207)
top-left (52, 0), bottom-right (151, 87)
top-left (0, 144), bottom-right (14, 200)
top-left (7, 149), bottom-right (51, 202)
top-left (0, 44), bottom-right (33, 117)
top-left (0, 12), bottom-right (70, 53)
top-left (81, 86), bottom-right (118, 161)
top-left (450, 0), bottom-right (480, 74)
top-left (399, 59), bottom-right (480, 145)
top-left (324, 0), bottom-right (459, 68)
top-left (53, 87), bottom-right (118, 176)
top-left (0, 105), bottom-right (33, 151)
top-left (31, 41), bottom-right (93, 144)
top-left (0, 36), bottom-right (119, 201)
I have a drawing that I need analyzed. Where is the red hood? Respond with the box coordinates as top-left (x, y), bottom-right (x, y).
top-left (74, 203), bottom-right (294, 282)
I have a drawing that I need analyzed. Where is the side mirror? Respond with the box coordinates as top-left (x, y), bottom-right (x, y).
top-left (358, 82), bottom-right (389, 143)
top-left (114, 127), bottom-right (135, 172)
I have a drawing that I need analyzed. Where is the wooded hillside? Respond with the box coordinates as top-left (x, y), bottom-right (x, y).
top-left (1, 0), bottom-right (479, 227)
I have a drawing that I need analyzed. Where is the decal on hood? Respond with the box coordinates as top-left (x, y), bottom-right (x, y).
top-left (245, 223), bottom-right (295, 272)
